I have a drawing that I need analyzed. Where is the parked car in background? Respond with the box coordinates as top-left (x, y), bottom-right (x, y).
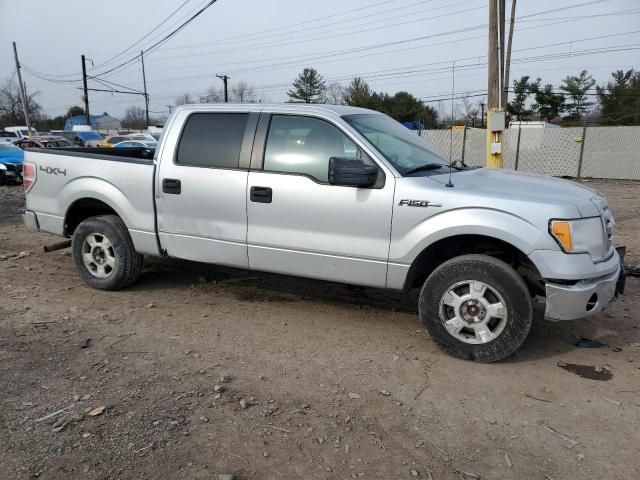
top-left (129, 134), bottom-right (157, 142)
top-left (0, 131), bottom-right (19, 144)
top-left (15, 136), bottom-right (75, 149)
top-left (4, 126), bottom-right (39, 139)
top-left (96, 135), bottom-right (133, 148)
top-left (113, 140), bottom-right (158, 149)
top-left (0, 143), bottom-right (24, 185)
top-left (147, 125), bottom-right (163, 141)
top-left (59, 130), bottom-right (103, 147)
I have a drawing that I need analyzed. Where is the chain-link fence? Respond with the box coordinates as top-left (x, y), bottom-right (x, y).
top-left (421, 125), bottom-right (640, 180)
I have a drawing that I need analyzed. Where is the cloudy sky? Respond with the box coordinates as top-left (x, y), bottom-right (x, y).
top-left (2, 0), bottom-right (639, 119)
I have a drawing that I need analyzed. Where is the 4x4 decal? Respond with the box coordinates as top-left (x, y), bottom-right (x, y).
top-left (39, 165), bottom-right (67, 176)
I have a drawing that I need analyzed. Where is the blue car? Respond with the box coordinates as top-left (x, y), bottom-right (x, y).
top-left (0, 144), bottom-right (24, 185)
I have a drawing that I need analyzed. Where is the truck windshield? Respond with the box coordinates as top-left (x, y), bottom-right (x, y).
top-left (343, 114), bottom-right (449, 175)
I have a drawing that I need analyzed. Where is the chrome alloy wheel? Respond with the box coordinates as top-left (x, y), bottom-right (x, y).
top-left (438, 280), bottom-right (508, 344)
top-left (82, 233), bottom-right (116, 278)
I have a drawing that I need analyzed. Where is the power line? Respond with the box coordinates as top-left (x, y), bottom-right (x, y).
top-left (145, 28), bottom-right (640, 89)
top-left (89, 0), bottom-right (195, 72)
top-left (159, 0), bottom-right (472, 52)
top-left (144, 0), bottom-right (628, 88)
top-left (90, 0), bottom-right (219, 79)
top-left (163, 0), bottom-right (413, 49)
top-left (146, 0), bottom-right (611, 64)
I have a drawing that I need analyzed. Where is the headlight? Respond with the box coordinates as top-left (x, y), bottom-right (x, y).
top-left (550, 218), bottom-right (606, 260)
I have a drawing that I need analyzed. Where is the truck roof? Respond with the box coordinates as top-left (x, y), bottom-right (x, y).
top-left (172, 103), bottom-right (381, 117)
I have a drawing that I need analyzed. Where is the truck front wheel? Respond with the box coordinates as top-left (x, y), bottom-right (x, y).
top-left (72, 215), bottom-right (143, 291)
top-left (419, 254), bottom-right (533, 362)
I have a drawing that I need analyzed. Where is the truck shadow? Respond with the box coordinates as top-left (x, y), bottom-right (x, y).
top-left (129, 257), bottom-right (608, 362)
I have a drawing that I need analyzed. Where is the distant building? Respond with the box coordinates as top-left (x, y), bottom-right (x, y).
top-left (64, 113), bottom-right (122, 131)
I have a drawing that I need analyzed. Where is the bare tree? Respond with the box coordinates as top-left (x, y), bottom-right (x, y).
top-left (121, 106), bottom-right (147, 130)
top-left (326, 82), bottom-right (344, 105)
top-left (0, 79), bottom-right (42, 127)
top-left (199, 87), bottom-right (224, 103)
top-left (459, 93), bottom-right (480, 127)
top-left (231, 81), bottom-right (256, 103)
top-left (175, 93), bottom-right (196, 106)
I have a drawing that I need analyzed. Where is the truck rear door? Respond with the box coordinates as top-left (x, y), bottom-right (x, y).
top-left (156, 111), bottom-right (258, 267)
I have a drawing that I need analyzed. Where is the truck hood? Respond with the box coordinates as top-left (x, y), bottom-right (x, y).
top-left (430, 168), bottom-right (600, 217)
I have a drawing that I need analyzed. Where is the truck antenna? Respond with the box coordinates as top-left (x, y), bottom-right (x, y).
top-left (446, 61), bottom-right (455, 188)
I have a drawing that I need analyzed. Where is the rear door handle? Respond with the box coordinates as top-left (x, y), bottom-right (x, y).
top-left (250, 186), bottom-right (272, 203)
top-left (162, 178), bottom-right (181, 195)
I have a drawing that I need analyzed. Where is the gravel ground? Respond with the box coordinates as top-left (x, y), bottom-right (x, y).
top-left (1, 179), bottom-right (639, 480)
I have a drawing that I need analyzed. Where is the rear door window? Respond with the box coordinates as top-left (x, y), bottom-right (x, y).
top-left (177, 113), bottom-right (249, 169)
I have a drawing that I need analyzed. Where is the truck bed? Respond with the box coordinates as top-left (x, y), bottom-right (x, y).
top-left (24, 148), bottom-right (157, 254)
top-left (25, 146), bottom-right (155, 163)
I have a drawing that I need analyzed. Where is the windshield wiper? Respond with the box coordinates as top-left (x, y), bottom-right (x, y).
top-left (403, 163), bottom-right (447, 175)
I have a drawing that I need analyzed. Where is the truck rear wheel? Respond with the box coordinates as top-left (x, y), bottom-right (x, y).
top-left (419, 254), bottom-right (533, 362)
top-left (72, 215), bottom-right (143, 291)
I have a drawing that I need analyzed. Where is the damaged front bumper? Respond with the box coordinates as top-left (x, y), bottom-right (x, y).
top-left (544, 247), bottom-right (625, 321)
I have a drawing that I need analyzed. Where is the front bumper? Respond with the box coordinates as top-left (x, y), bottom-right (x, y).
top-left (544, 247), bottom-right (625, 321)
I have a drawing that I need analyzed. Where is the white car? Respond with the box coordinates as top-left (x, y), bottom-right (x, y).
top-left (4, 126), bottom-right (39, 139)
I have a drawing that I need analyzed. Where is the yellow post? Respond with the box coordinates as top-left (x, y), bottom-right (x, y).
top-left (485, 109), bottom-right (504, 169)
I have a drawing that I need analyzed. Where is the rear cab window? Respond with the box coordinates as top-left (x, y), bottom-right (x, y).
top-left (176, 113), bottom-right (249, 169)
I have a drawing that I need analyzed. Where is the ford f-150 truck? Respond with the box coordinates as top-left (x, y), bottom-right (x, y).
top-left (21, 104), bottom-right (625, 362)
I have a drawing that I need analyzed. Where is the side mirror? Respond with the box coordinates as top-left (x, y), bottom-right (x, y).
top-left (328, 157), bottom-right (378, 187)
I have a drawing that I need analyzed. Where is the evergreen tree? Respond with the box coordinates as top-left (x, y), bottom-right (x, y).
top-left (532, 84), bottom-right (565, 122)
top-left (596, 69), bottom-right (640, 125)
top-left (342, 77), bottom-right (375, 108)
top-left (287, 68), bottom-right (326, 103)
top-left (507, 76), bottom-right (540, 120)
top-left (560, 70), bottom-right (596, 119)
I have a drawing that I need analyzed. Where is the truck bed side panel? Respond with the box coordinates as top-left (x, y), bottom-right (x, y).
top-left (24, 151), bottom-right (157, 254)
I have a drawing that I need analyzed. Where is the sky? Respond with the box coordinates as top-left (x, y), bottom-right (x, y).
top-left (1, 0), bottom-right (639, 120)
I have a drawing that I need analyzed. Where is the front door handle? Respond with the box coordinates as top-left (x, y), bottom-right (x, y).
top-left (162, 178), bottom-right (181, 195)
top-left (250, 186), bottom-right (272, 203)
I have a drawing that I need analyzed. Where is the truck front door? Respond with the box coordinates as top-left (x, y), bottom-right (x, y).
top-left (246, 114), bottom-right (394, 288)
top-left (157, 111), bottom-right (257, 267)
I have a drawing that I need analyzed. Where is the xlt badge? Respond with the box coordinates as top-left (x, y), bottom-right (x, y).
top-left (399, 199), bottom-right (442, 207)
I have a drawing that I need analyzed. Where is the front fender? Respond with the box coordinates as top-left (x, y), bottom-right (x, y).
top-left (389, 207), bottom-right (557, 266)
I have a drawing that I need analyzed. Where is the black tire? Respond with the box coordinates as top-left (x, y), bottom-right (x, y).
top-left (72, 215), bottom-right (143, 291)
top-left (419, 254), bottom-right (533, 362)
top-left (0, 171), bottom-right (6, 186)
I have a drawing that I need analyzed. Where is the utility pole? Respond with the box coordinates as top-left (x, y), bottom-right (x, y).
top-left (486, 0), bottom-right (506, 168)
top-left (81, 55), bottom-right (91, 126)
top-left (140, 51), bottom-right (150, 127)
top-left (503, 0), bottom-right (517, 109)
top-left (216, 74), bottom-right (230, 103)
top-left (12, 42), bottom-right (32, 135)
top-left (480, 102), bottom-right (485, 128)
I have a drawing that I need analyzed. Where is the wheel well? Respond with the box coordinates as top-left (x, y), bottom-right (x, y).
top-left (64, 198), bottom-right (118, 236)
top-left (404, 234), bottom-right (544, 295)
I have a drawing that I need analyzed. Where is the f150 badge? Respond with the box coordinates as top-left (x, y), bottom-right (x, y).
top-left (39, 165), bottom-right (67, 176)
top-left (399, 199), bottom-right (442, 207)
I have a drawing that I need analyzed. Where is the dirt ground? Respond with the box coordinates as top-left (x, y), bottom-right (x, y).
top-left (1, 179), bottom-right (639, 480)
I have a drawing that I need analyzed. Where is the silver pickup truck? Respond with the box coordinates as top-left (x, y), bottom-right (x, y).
top-left (22, 104), bottom-right (625, 362)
